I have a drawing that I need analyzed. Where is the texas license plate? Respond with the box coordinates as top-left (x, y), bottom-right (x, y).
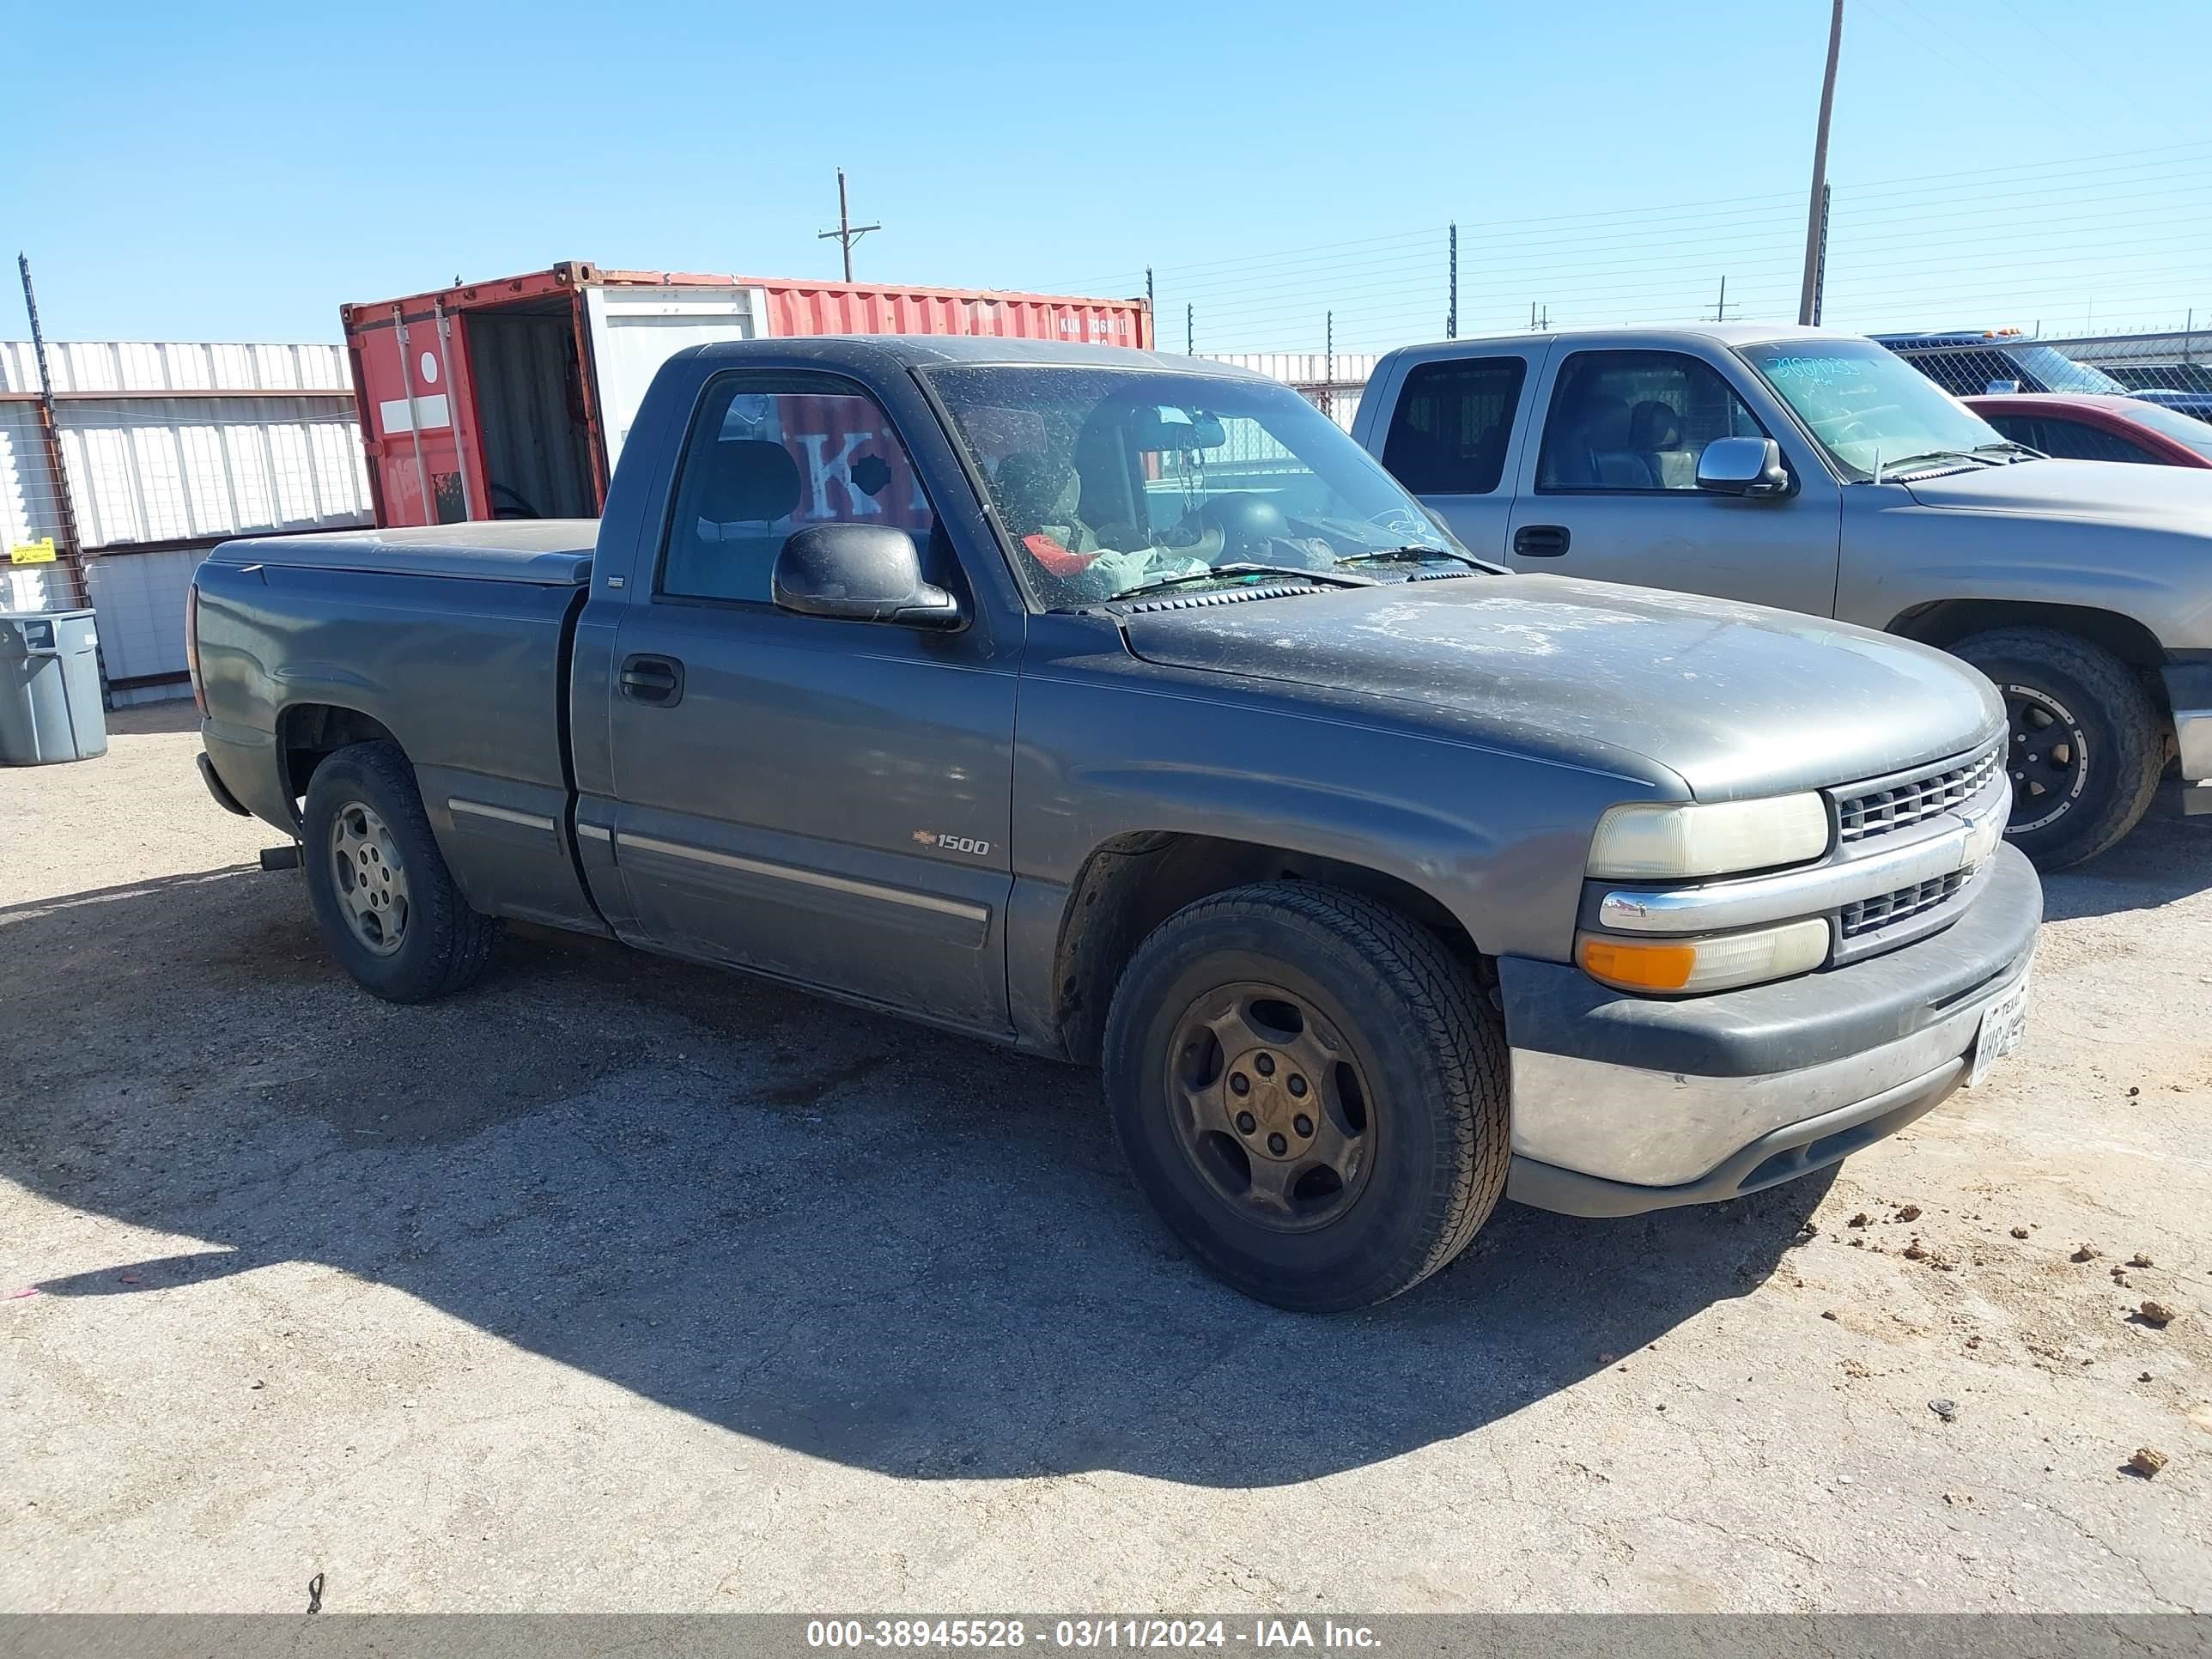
top-left (1967, 973), bottom-right (2032, 1087)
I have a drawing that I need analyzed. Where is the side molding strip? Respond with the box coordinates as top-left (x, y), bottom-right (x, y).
top-left (448, 798), bottom-right (559, 834)
top-left (616, 831), bottom-right (990, 924)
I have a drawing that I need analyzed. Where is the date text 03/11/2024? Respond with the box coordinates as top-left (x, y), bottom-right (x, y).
top-left (805, 1620), bottom-right (1383, 1650)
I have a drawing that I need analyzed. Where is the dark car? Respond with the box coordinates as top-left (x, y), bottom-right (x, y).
top-left (1964, 392), bottom-right (2212, 470)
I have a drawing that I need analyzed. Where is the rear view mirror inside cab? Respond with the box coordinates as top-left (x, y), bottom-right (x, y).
top-left (1132, 407), bottom-right (1228, 453)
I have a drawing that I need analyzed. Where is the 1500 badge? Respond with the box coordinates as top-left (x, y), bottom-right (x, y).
top-left (914, 830), bottom-right (992, 857)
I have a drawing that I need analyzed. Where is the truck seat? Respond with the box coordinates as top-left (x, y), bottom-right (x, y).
top-left (664, 439), bottom-right (803, 599)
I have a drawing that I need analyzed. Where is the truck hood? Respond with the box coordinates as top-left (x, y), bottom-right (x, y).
top-left (1119, 574), bottom-right (2001, 801)
top-left (1901, 456), bottom-right (2212, 526)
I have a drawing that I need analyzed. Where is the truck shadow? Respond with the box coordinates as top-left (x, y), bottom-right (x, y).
top-left (2039, 783), bottom-right (2212, 922)
top-left (2, 862), bottom-right (1828, 1489)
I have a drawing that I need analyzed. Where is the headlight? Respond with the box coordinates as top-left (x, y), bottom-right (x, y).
top-left (1578, 918), bottom-right (1830, 994)
top-left (1588, 793), bottom-right (1830, 879)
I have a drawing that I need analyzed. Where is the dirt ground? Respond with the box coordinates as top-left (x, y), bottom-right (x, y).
top-left (2, 703), bottom-right (2208, 1612)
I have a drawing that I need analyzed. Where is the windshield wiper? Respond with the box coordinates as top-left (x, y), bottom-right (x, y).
top-left (1973, 441), bottom-right (2045, 462)
top-left (1877, 448), bottom-right (2004, 477)
top-left (1109, 562), bottom-right (1378, 604)
top-left (1337, 544), bottom-right (1484, 569)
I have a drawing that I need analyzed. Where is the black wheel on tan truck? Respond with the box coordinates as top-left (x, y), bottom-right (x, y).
top-left (301, 740), bottom-right (502, 1004)
top-left (1952, 628), bottom-right (2164, 872)
top-left (1103, 882), bottom-right (1510, 1312)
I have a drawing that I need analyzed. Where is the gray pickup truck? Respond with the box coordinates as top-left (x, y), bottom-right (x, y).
top-left (190, 337), bottom-right (2039, 1310)
top-left (1352, 325), bottom-right (2212, 868)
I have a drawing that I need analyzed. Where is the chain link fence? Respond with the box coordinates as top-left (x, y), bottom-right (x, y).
top-left (1879, 332), bottom-right (2212, 404)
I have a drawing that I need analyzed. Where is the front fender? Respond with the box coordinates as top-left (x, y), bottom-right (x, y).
top-left (1841, 493), bottom-right (2212, 651)
top-left (1007, 667), bottom-right (1668, 1049)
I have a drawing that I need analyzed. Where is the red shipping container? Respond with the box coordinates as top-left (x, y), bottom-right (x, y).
top-left (339, 262), bottom-right (1152, 528)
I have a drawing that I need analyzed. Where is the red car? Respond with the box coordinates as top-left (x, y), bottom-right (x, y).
top-left (1963, 392), bottom-right (2212, 469)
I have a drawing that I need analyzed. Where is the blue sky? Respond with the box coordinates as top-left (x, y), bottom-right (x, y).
top-left (7, 0), bottom-right (2210, 354)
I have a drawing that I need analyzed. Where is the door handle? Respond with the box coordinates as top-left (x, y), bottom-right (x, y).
top-left (619, 653), bottom-right (685, 707)
top-left (1514, 524), bottom-right (1571, 557)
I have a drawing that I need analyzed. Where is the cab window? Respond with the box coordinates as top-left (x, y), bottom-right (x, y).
top-left (659, 374), bottom-right (934, 604)
top-left (1381, 356), bottom-right (1527, 495)
top-left (1537, 350), bottom-right (1767, 493)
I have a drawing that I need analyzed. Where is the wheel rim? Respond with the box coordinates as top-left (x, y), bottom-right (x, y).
top-left (1164, 981), bottom-right (1375, 1233)
top-left (330, 800), bottom-right (410, 957)
top-left (2002, 684), bottom-right (2088, 835)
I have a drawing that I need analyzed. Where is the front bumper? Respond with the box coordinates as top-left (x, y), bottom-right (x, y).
top-left (1501, 842), bottom-right (2042, 1216)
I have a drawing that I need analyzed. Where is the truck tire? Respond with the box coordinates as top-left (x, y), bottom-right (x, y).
top-left (301, 739), bottom-right (501, 1003)
top-left (1952, 628), bottom-right (2162, 872)
top-left (1102, 881), bottom-right (1509, 1311)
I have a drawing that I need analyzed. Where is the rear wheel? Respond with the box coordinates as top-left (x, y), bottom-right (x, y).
top-left (301, 740), bottom-right (501, 1003)
top-left (1102, 882), bottom-right (1509, 1311)
top-left (1951, 628), bottom-right (2162, 871)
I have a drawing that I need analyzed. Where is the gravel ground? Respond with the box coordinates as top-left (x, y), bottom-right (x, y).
top-left (2, 703), bottom-right (2208, 1613)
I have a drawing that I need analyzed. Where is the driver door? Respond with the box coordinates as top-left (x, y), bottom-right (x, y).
top-left (1504, 348), bottom-right (1844, 617)
top-left (600, 369), bottom-right (1018, 1030)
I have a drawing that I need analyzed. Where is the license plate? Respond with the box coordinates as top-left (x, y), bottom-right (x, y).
top-left (1967, 973), bottom-right (2032, 1087)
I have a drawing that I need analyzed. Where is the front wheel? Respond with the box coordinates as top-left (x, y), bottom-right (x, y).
top-left (1102, 882), bottom-right (1510, 1311)
top-left (301, 739), bottom-right (501, 1003)
top-left (1951, 628), bottom-right (2163, 872)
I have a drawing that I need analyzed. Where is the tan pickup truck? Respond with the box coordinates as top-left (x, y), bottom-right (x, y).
top-left (1354, 324), bottom-right (2212, 867)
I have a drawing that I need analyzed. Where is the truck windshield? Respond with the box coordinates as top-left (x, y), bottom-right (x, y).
top-left (2002, 344), bottom-right (2129, 396)
top-left (1741, 339), bottom-right (2012, 483)
top-left (922, 364), bottom-right (1473, 607)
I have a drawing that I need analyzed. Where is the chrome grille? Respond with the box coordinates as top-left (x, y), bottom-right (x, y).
top-left (1841, 869), bottom-right (1970, 938)
top-left (1836, 742), bottom-right (2002, 843)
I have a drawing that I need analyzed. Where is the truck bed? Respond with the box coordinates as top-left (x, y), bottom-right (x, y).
top-left (204, 520), bottom-right (598, 585)
top-left (195, 520), bottom-right (604, 936)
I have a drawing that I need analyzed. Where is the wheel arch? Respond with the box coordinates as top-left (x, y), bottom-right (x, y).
top-left (1050, 830), bottom-right (1490, 1066)
top-left (1888, 599), bottom-right (2168, 679)
top-left (275, 702), bottom-right (401, 811)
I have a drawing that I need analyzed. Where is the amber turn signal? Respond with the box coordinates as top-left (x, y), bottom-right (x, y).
top-left (1577, 935), bottom-right (1699, 992)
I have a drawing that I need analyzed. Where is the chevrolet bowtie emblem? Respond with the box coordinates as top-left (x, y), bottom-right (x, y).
top-left (911, 830), bottom-right (939, 846)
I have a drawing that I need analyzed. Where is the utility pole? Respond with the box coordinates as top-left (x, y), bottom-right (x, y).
top-left (1710, 275), bottom-right (1731, 322)
top-left (1810, 183), bottom-right (1831, 325)
top-left (15, 253), bottom-right (88, 611)
top-left (816, 168), bottom-right (881, 283)
top-left (1186, 303), bottom-right (1194, 356)
top-left (1322, 311), bottom-right (1334, 418)
top-left (1798, 0), bottom-right (1844, 325)
top-left (1446, 222), bottom-right (1458, 340)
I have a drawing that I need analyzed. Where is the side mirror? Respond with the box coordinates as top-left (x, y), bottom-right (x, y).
top-left (1695, 436), bottom-right (1795, 500)
top-left (772, 524), bottom-right (963, 629)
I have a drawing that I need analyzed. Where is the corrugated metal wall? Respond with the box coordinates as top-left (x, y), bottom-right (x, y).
top-left (0, 339), bottom-right (352, 395)
top-left (52, 397), bottom-right (371, 547)
top-left (3, 338), bottom-right (374, 703)
top-left (758, 284), bottom-right (1150, 349)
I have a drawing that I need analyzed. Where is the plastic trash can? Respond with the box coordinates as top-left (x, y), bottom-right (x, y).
top-left (0, 609), bottom-right (108, 764)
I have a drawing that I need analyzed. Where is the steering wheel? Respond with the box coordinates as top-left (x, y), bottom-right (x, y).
top-left (1170, 494), bottom-right (1300, 566)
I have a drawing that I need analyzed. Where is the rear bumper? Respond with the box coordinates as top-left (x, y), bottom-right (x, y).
top-left (196, 750), bottom-right (250, 817)
top-left (1500, 842), bottom-right (2041, 1212)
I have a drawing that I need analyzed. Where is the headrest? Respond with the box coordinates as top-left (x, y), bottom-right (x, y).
top-left (995, 450), bottom-right (1080, 532)
top-left (699, 439), bottom-right (800, 523)
top-left (1630, 399), bottom-right (1682, 447)
top-left (1577, 394), bottom-right (1633, 446)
